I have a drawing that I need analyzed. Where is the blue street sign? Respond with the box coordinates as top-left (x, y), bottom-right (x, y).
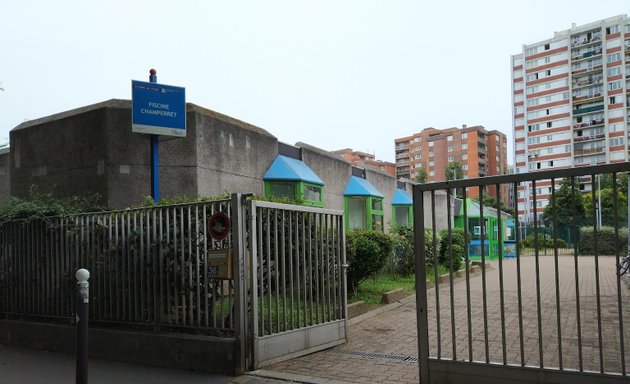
top-left (132, 80), bottom-right (186, 137)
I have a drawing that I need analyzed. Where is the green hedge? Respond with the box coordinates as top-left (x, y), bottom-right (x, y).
top-left (389, 226), bottom-right (436, 276)
top-left (578, 226), bottom-right (627, 256)
top-left (438, 228), bottom-right (464, 272)
top-left (346, 230), bottom-right (394, 294)
top-left (522, 233), bottom-right (568, 249)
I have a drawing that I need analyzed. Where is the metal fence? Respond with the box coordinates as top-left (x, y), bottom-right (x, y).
top-left (249, 200), bottom-right (347, 368)
top-left (413, 162), bottom-right (630, 384)
top-left (0, 199), bottom-right (236, 335)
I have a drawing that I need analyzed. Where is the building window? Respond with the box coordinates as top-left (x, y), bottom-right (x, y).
top-left (429, 161), bottom-right (434, 166)
top-left (414, 146), bottom-right (422, 151)
top-left (610, 96), bottom-right (617, 104)
top-left (463, 164), bottom-right (469, 170)
top-left (429, 171), bottom-right (434, 176)
top-left (607, 67), bottom-right (621, 77)
top-left (448, 146), bottom-right (453, 152)
top-left (608, 81), bottom-right (621, 91)
top-left (606, 25), bottom-right (620, 34)
top-left (462, 143), bottom-right (468, 149)
top-left (462, 154), bottom-right (468, 160)
top-left (610, 137), bottom-right (625, 146)
top-left (414, 154), bottom-right (422, 160)
top-left (607, 52), bottom-right (621, 63)
top-left (447, 135), bottom-right (453, 141)
top-left (547, 122), bottom-right (552, 128)
top-left (429, 151), bottom-right (434, 157)
top-left (461, 133), bottom-right (467, 139)
top-left (413, 137), bottom-right (421, 142)
top-left (268, 181), bottom-right (296, 200)
top-left (447, 156), bottom-right (454, 162)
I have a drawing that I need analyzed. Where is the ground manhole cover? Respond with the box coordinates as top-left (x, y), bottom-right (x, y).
top-left (333, 348), bottom-right (418, 364)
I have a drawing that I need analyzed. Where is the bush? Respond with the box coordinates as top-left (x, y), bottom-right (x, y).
top-left (388, 226), bottom-right (436, 276)
top-left (522, 233), bottom-right (568, 249)
top-left (578, 226), bottom-right (628, 256)
top-left (0, 186), bottom-right (107, 223)
top-left (438, 228), bottom-right (465, 272)
top-left (346, 230), bottom-right (394, 294)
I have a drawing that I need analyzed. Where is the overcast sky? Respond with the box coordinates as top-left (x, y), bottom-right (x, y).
top-left (0, 1), bottom-right (627, 164)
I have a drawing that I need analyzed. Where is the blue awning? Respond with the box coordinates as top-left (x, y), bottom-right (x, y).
top-left (344, 176), bottom-right (384, 198)
top-left (392, 189), bottom-right (412, 205)
top-left (263, 155), bottom-right (324, 185)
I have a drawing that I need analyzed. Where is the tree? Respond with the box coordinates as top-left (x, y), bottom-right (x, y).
top-left (582, 187), bottom-right (628, 228)
top-left (445, 162), bottom-right (463, 181)
top-left (482, 195), bottom-right (514, 215)
top-left (415, 169), bottom-right (427, 184)
top-left (541, 177), bottom-right (587, 228)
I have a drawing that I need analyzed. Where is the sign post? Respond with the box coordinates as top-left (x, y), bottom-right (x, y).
top-left (132, 69), bottom-right (186, 202)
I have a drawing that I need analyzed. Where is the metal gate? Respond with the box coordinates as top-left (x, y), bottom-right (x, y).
top-left (247, 200), bottom-right (347, 369)
top-left (413, 162), bottom-right (630, 384)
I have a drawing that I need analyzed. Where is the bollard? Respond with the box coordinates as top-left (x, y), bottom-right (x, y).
top-left (75, 269), bottom-right (90, 384)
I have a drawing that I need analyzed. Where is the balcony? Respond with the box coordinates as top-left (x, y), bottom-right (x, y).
top-left (572, 77), bottom-right (603, 89)
top-left (571, 35), bottom-right (601, 48)
top-left (395, 153), bottom-right (407, 160)
top-left (574, 146), bottom-right (605, 156)
top-left (573, 118), bottom-right (605, 129)
top-left (571, 63), bottom-right (603, 75)
top-left (571, 48), bottom-right (602, 61)
top-left (573, 133), bottom-right (605, 142)
top-left (395, 144), bottom-right (408, 151)
top-left (572, 92), bottom-right (603, 103)
top-left (573, 104), bottom-right (604, 115)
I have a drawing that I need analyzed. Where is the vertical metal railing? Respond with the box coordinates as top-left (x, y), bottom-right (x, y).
top-left (249, 200), bottom-right (345, 337)
top-left (414, 162), bottom-right (630, 382)
top-left (0, 199), bottom-right (236, 335)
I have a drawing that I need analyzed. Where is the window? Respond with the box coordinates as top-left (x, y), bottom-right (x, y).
top-left (547, 122), bottom-right (552, 128)
top-left (448, 146), bottom-right (453, 152)
top-left (461, 133), bottom-right (467, 139)
top-left (303, 184), bottom-right (322, 204)
top-left (447, 135), bottom-right (453, 141)
top-left (429, 141), bottom-right (434, 147)
top-left (414, 163), bottom-right (422, 168)
top-left (429, 171), bottom-right (434, 176)
top-left (546, 70), bottom-right (551, 76)
top-left (447, 156), bottom-right (454, 162)
top-left (462, 154), bottom-right (468, 160)
top-left (606, 25), bottom-right (620, 34)
top-left (372, 198), bottom-right (383, 211)
top-left (463, 164), bottom-right (469, 170)
top-left (545, 56), bottom-right (551, 64)
top-left (544, 43), bottom-right (550, 50)
top-left (429, 161), bottom-right (434, 166)
top-left (608, 52), bottom-right (621, 63)
top-left (608, 81), bottom-right (621, 91)
top-left (528, 137), bottom-right (541, 145)
top-left (429, 151), bottom-right (434, 157)
top-left (608, 67), bottom-right (621, 77)
top-left (268, 182), bottom-right (296, 200)
top-left (610, 137), bottom-right (625, 146)
top-left (547, 135), bottom-right (553, 141)
top-left (394, 206), bottom-right (411, 227)
top-left (414, 154), bottom-right (422, 160)
top-left (549, 161), bottom-right (554, 167)
top-left (527, 98), bottom-right (539, 107)
top-left (526, 47), bottom-right (538, 56)
top-left (462, 143), bottom-right (468, 149)
top-left (610, 96), bottom-right (617, 104)
top-left (413, 137), bottom-right (421, 142)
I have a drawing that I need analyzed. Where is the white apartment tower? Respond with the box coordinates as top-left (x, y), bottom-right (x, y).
top-left (512, 15), bottom-right (630, 222)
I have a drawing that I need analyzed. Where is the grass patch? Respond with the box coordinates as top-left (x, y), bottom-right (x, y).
top-left (349, 264), bottom-right (452, 305)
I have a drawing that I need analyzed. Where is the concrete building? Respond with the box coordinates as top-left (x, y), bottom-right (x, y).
top-left (512, 15), bottom-right (630, 221)
top-left (394, 125), bottom-right (508, 202)
top-left (0, 99), bottom-right (454, 232)
top-left (332, 148), bottom-right (396, 177)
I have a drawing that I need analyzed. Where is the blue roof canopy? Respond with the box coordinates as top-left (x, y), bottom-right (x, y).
top-left (263, 155), bottom-right (324, 185)
top-left (392, 189), bottom-right (412, 205)
top-left (344, 176), bottom-right (384, 198)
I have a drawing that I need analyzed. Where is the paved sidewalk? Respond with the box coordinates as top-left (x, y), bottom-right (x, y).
top-left (262, 255), bottom-right (630, 383)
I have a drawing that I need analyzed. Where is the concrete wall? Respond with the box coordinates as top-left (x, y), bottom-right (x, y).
top-left (0, 320), bottom-right (237, 374)
top-left (0, 148), bottom-right (10, 203)
top-left (297, 142), bottom-right (351, 211)
top-left (194, 104), bottom-right (278, 198)
top-left (7, 99), bottom-right (278, 209)
top-left (10, 104), bottom-right (110, 203)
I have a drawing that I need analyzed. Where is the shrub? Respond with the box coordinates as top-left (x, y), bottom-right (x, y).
top-left (438, 228), bottom-right (465, 272)
top-left (522, 233), bottom-right (568, 249)
top-left (346, 230), bottom-right (394, 294)
top-left (388, 226), bottom-right (437, 276)
top-left (0, 186), bottom-right (107, 223)
top-left (578, 226), bottom-right (628, 256)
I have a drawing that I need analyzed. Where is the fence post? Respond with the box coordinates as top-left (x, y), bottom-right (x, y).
top-left (231, 193), bottom-right (248, 374)
top-left (75, 268), bottom-right (90, 384)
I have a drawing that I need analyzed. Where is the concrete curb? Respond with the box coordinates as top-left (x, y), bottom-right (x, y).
top-left (238, 369), bottom-right (357, 384)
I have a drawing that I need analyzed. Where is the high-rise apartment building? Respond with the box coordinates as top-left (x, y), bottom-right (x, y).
top-left (332, 148), bottom-right (396, 177)
top-left (512, 15), bottom-right (630, 221)
top-left (394, 125), bottom-right (508, 201)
